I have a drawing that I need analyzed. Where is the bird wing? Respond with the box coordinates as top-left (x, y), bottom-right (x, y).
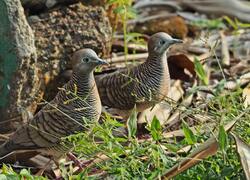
top-left (95, 67), bottom-right (137, 110)
top-left (1, 101), bottom-right (74, 155)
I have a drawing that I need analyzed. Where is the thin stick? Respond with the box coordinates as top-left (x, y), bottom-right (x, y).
top-left (220, 31), bottom-right (230, 66)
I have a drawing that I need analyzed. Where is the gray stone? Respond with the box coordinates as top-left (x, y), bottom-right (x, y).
top-left (0, 0), bottom-right (41, 133)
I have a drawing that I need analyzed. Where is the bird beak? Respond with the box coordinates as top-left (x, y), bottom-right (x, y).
top-left (96, 58), bottom-right (109, 65)
top-left (170, 38), bottom-right (183, 44)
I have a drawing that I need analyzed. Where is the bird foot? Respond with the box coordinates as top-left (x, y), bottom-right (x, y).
top-left (66, 152), bottom-right (85, 171)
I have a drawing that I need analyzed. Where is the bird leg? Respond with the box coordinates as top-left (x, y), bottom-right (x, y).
top-left (66, 152), bottom-right (85, 171)
top-left (36, 158), bottom-right (52, 176)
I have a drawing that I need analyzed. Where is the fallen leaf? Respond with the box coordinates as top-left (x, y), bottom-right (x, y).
top-left (219, 30), bottom-right (230, 66)
top-left (162, 136), bottom-right (219, 179)
top-left (230, 61), bottom-right (250, 76)
top-left (168, 54), bottom-right (195, 82)
top-left (138, 80), bottom-right (184, 125)
top-left (161, 120), bottom-right (237, 179)
top-left (231, 133), bottom-right (250, 180)
top-left (240, 72), bottom-right (250, 86)
top-left (243, 85), bottom-right (250, 108)
top-left (165, 90), bottom-right (194, 128)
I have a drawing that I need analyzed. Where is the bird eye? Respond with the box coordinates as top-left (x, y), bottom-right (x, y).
top-left (159, 40), bottom-right (165, 45)
top-left (82, 57), bottom-right (90, 63)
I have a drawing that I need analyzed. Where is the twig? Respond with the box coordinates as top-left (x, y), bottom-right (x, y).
top-left (133, 1), bottom-right (181, 10)
top-left (112, 41), bottom-right (147, 52)
top-left (107, 53), bottom-right (148, 64)
top-left (220, 31), bottom-right (230, 66)
top-left (127, 13), bottom-right (176, 25)
top-left (0, 134), bottom-right (10, 140)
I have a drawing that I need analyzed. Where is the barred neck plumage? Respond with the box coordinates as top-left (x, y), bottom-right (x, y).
top-left (55, 71), bottom-right (96, 104)
top-left (132, 50), bottom-right (170, 103)
top-left (145, 51), bottom-right (168, 70)
top-left (69, 71), bottom-right (96, 96)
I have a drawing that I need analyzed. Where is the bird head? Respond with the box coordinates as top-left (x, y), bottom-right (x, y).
top-left (148, 32), bottom-right (183, 55)
top-left (71, 48), bottom-right (108, 74)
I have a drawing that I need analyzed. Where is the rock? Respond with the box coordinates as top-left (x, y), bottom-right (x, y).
top-left (21, 0), bottom-right (79, 13)
top-left (30, 3), bottom-right (112, 101)
top-left (133, 16), bottom-right (188, 39)
top-left (45, 0), bottom-right (57, 8)
top-left (21, 0), bottom-right (106, 14)
top-left (0, 0), bottom-right (41, 133)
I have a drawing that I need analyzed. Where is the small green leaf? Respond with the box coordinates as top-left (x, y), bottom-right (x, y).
top-left (151, 116), bottom-right (161, 130)
top-left (107, 0), bottom-right (120, 4)
top-left (192, 19), bottom-right (225, 29)
top-left (147, 170), bottom-right (160, 179)
top-left (182, 121), bottom-right (196, 145)
top-left (164, 144), bottom-right (179, 153)
top-left (20, 169), bottom-right (33, 179)
top-left (218, 125), bottom-right (228, 152)
top-left (194, 57), bottom-right (208, 85)
top-left (0, 175), bottom-right (7, 180)
top-left (150, 116), bottom-right (162, 141)
top-left (115, 137), bottom-right (128, 143)
top-left (113, 6), bottom-right (126, 15)
top-left (1, 164), bottom-right (15, 175)
top-left (20, 169), bottom-right (30, 175)
top-left (127, 7), bottom-right (137, 19)
top-left (127, 106), bottom-right (137, 138)
top-left (223, 16), bottom-right (238, 30)
top-left (237, 21), bottom-right (250, 28)
top-left (6, 175), bottom-right (19, 180)
top-left (1, 164), bottom-right (8, 174)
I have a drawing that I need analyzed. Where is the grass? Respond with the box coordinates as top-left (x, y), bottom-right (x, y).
top-left (59, 86), bottom-right (248, 179)
top-left (175, 88), bottom-right (249, 180)
top-left (191, 18), bottom-right (226, 30)
top-left (107, 0), bottom-right (136, 62)
top-left (1, 80), bottom-right (249, 179)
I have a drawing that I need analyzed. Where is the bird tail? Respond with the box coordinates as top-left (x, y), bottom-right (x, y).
top-left (0, 142), bottom-right (13, 161)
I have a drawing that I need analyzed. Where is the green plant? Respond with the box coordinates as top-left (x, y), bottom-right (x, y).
top-left (194, 57), bottom-right (209, 85)
top-left (1, 88), bottom-right (248, 179)
top-left (107, 0), bottom-right (137, 61)
top-left (191, 18), bottom-right (226, 30)
top-left (175, 87), bottom-right (249, 179)
top-left (0, 164), bottom-right (46, 180)
top-left (223, 16), bottom-right (250, 30)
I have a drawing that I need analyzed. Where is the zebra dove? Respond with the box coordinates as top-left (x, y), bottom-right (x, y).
top-left (96, 32), bottom-right (182, 119)
top-left (0, 49), bottom-right (107, 160)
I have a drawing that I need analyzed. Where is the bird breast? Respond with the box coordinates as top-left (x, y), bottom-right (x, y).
top-left (56, 80), bottom-right (102, 126)
top-left (134, 59), bottom-right (170, 111)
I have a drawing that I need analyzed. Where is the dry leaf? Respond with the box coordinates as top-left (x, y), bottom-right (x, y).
top-left (161, 120), bottom-right (237, 179)
top-left (231, 133), bottom-right (250, 180)
top-left (230, 61), bottom-right (250, 76)
top-left (162, 137), bottom-right (219, 179)
top-left (168, 54), bottom-right (195, 82)
top-left (243, 86), bottom-right (250, 108)
top-left (138, 80), bottom-right (184, 124)
top-left (220, 31), bottom-right (230, 66)
top-left (240, 72), bottom-right (250, 86)
top-left (165, 92), bottom-right (193, 128)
